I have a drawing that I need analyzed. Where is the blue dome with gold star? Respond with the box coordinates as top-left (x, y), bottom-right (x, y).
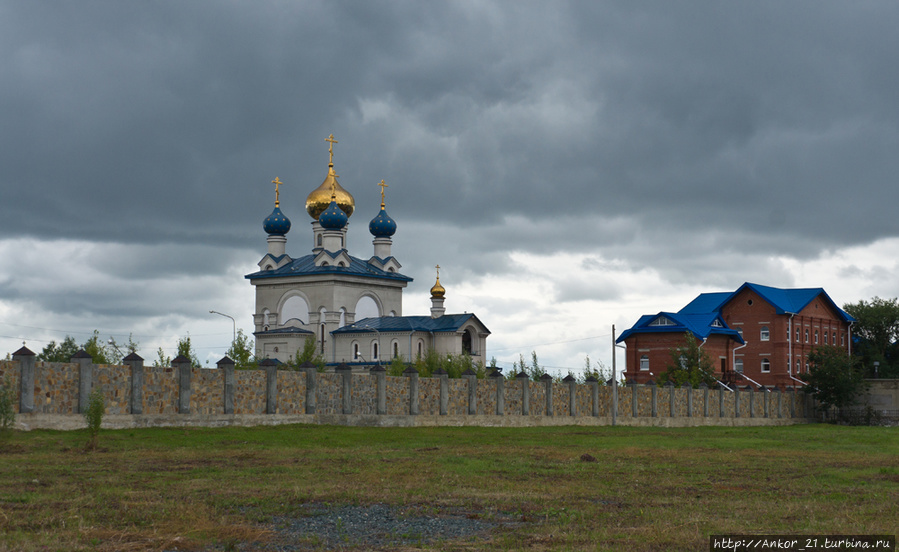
top-left (369, 206), bottom-right (397, 237)
top-left (263, 206), bottom-right (291, 236)
top-left (319, 198), bottom-right (348, 230)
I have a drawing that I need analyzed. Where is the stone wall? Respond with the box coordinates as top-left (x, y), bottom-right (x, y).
top-left (1, 355), bottom-right (817, 430)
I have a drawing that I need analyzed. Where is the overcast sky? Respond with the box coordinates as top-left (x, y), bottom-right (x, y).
top-left (2, 1), bottom-right (898, 374)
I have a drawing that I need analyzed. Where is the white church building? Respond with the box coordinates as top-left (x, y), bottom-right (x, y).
top-left (245, 135), bottom-right (490, 367)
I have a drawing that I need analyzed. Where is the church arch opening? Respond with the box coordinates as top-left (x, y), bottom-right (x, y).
top-left (280, 296), bottom-right (309, 325)
top-left (462, 329), bottom-right (473, 355)
top-left (355, 295), bottom-right (380, 321)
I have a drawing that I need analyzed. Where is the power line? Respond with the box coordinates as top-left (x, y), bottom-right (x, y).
top-left (489, 333), bottom-right (611, 353)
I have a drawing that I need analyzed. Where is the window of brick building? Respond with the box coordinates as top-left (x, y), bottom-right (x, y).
top-left (761, 358), bottom-right (770, 373)
top-left (760, 326), bottom-right (770, 341)
top-left (640, 355), bottom-right (649, 371)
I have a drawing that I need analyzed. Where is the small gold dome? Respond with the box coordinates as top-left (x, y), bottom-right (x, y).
top-left (430, 276), bottom-right (446, 299)
top-left (305, 165), bottom-right (355, 220)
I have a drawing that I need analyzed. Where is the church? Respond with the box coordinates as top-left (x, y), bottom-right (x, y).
top-left (245, 135), bottom-right (490, 368)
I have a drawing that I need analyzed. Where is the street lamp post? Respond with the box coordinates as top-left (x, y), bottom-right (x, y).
top-left (209, 310), bottom-right (236, 344)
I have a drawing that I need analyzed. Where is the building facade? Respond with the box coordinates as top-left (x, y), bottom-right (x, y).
top-left (618, 283), bottom-right (854, 388)
top-left (245, 136), bottom-right (490, 367)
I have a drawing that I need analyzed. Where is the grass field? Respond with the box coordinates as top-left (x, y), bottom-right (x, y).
top-left (0, 423), bottom-right (896, 551)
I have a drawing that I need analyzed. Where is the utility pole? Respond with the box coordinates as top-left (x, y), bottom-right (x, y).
top-left (611, 324), bottom-right (618, 426)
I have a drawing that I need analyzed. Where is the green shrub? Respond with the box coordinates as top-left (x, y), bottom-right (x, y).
top-left (84, 389), bottom-right (105, 449)
top-left (0, 376), bottom-right (15, 433)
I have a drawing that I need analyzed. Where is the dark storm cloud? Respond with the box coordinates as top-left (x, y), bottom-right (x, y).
top-left (2, 1), bottom-right (899, 273)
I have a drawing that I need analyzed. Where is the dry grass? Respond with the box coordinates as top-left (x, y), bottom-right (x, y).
top-left (0, 424), bottom-right (896, 551)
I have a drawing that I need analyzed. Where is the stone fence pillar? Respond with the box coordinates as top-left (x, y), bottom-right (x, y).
top-left (774, 387), bottom-right (782, 418)
top-left (370, 365), bottom-right (386, 415)
top-left (541, 373), bottom-right (553, 416)
top-left (516, 372), bottom-right (530, 415)
top-left (435, 368), bottom-right (449, 416)
top-left (463, 369), bottom-right (477, 415)
top-left (734, 386), bottom-right (741, 418)
top-left (259, 359), bottom-right (279, 415)
top-left (405, 365), bottom-right (419, 415)
top-left (628, 380), bottom-right (638, 417)
top-left (124, 352), bottom-right (144, 415)
top-left (172, 355), bottom-right (192, 414)
top-left (684, 383), bottom-right (693, 418)
top-left (490, 370), bottom-right (504, 415)
top-left (760, 386), bottom-right (769, 418)
top-left (648, 379), bottom-right (657, 417)
top-left (666, 381), bottom-right (676, 417)
top-left (719, 386), bottom-right (726, 418)
top-left (699, 383), bottom-right (709, 418)
top-left (586, 376), bottom-right (599, 417)
top-left (72, 349), bottom-right (93, 414)
top-left (747, 386), bottom-right (755, 418)
top-left (789, 387), bottom-right (796, 418)
top-left (336, 363), bottom-right (352, 415)
top-left (217, 356), bottom-right (234, 415)
top-left (12, 346), bottom-right (35, 414)
top-left (300, 361), bottom-right (317, 415)
top-left (564, 374), bottom-right (576, 416)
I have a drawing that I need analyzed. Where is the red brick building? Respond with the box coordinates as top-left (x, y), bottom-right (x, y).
top-left (618, 283), bottom-right (855, 388)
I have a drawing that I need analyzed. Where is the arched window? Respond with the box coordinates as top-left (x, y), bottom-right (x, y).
top-left (796, 359), bottom-right (801, 374)
top-left (393, 342), bottom-right (399, 358)
top-left (796, 327), bottom-right (800, 342)
top-left (639, 355), bottom-right (649, 371)
top-left (353, 342), bottom-right (360, 360)
top-left (462, 330), bottom-right (473, 355)
top-left (372, 342), bottom-right (379, 361)
top-left (339, 307), bottom-right (346, 328)
top-left (814, 330), bottom-right (819, 344)
top-left (841, 333), bottom-right (845, 346)
top-left (805, 329), bottom-right (809, 343)
top-left (417, 340), bottom-right (424, 359)
top-left (832, 332), bottom-right (836, 345)
top-left (761, 358), bottom-right (770, 373)
top-left (760, 326), bottom-right (770, 341)
top-left (824, 332), bottom-right (828, 344)
top-left (317, 234), bottom-right (322, 247)
top-left (735, 358), bottom-right (744, 373)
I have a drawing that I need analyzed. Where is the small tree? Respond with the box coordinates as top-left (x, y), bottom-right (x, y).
top-left (177, 335), bottom-right (202, 368)
top-left (84, 389), bottom-right (105, 450)
top-left (227, 329), bottom-right (259, 370)
top-left (0, 376), bottom-right (15, 434)
top-left (155, 347), bottom-right (171, 368)
top-left (801, 345), bottom-right (866, 412)
top-left (658, 332), bottom-right (716, 388)
top-left (291, 336), bottom-right (325, 370)
top-left (38, 336), bottom-right (79, 363)
top-left (82, 331), bottom-right (113, 364)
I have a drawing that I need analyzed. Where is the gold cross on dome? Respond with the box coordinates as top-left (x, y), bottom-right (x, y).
top-left (377, 179), bottom-right (388, 206)
top-left (271, 177), bottom-right (282, 206)
top-left (435, 264), bottom-right (440, 278)
top-left (325, 134), bottom-right (338, 164)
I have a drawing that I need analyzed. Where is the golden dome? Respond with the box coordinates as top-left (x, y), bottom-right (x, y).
top-left (430, 265), bottom-right (446, 298)
top-left (305, 164), bottom-right (355, 220)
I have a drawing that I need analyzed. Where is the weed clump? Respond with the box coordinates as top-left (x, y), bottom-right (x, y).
top-left (84, 388), bottom-right (105, 450)
top-left (0, 376), bottom-right (15, 434)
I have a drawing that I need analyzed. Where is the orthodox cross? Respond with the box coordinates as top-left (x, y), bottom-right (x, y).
top-left (325, 134), bottom-right (338, 164)
top-left (271, 177), bottom-right (282, 206)
top-left (435, 264), bottom-right (440, 279)
top-left (377, 179), bottom-right (388, 207)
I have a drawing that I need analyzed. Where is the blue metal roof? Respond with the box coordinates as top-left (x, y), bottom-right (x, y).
top-left (616, 311), bottom-right (743, 344)
top-left (620, 282), bottom-right (854, 343)
top-left (245, 252), bottom-right (413, 282)
top-left (332, 313), bottom-right (490, 335)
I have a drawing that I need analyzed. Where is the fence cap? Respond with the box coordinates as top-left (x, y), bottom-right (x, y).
top-left (216, 356), bottom-right (235, 366)
top-left (71, 349), bottom-right (92, 360)
top-left (585, 375), bottom-right (598, 383)
top-left (540, 373), bottom-right (554, 382)
top-left (645, 379), bottom-right (656, 386)
top-left (12, 345), bottom-right (35, 357)
top-left (369, 364), bottom-right (386, 373)
top-left (681, 382), bottom-right (692, 389)
top-left (123, 352), bottom-right (144, 362)
top-left (259, 358), bottom-right (279, 367)
top-left (626, 378), bottom-right (638, 386)
top-left (299, 361), bottom-right (317, 369)
top-left (488, 369), bottom-right (503, 378)
top-left (172, 355), bottom-right (191, 365)
top-left (433, 367), bottom-right (448, 376)
top-left (462, 368), bottom-right (477, 376)
top-left (698, 382), bottom-right (708, 389)
top-left (403, 365), bottom-right (419, 375)
top-left (743, 385), bottom-right (754, 390)
top-left (335, 362), bottom-right (353, 372)
top-left (515, 371), bottom-right (530, 379)
top-left (664, 380), bottom-right (675, 387)
top-left (562, 374), bottom-right (576, 382)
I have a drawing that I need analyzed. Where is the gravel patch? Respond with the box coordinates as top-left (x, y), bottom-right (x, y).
top-left (222, 502), bottom-right (516, 551)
